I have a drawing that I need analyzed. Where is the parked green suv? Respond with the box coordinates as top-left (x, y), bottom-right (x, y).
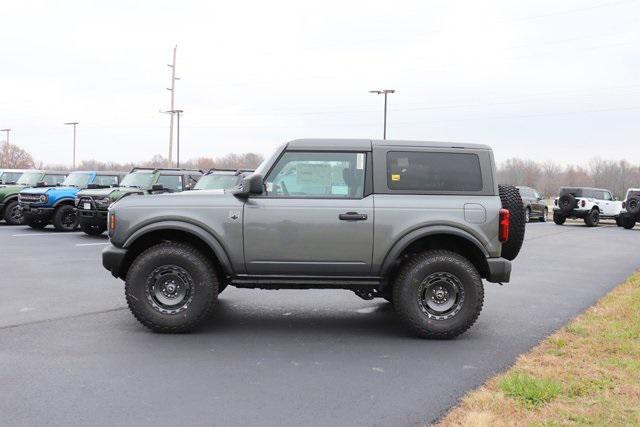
top-left (75, 168), bottom-right (204, 235)
top-left (0, 170), bottom-right (67, 225)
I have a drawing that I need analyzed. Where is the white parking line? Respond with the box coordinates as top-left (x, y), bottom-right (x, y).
top-left (75, 242), bottom-right (110, 247)
top-left (11, 232), bottom-right (84, 237)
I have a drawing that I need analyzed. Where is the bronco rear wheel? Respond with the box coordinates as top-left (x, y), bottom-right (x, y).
top-left (553, 212), bottom-right (566, 225)
top-left (393, 250), bottom-right (483, 339)
top-left (498, 185), bottom-right (525, 261)
top-left (125, 242), bottom-right (219, 333)
top-left (622, 217), bottom-right (636, 229)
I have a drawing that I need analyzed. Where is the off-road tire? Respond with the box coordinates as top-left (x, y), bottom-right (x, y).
top-left (623, 217), bottom-right (636, 230)
top-left (553, 212), bottom-right (566, 225)
top-left (125, 242), bottom-right (218, 333)
top-left (525, 207), bottom-right (531, 223)
top-left (80, 222), bottom-right (107, 236)
top-left (498, 185), bottom-right (525, 261)
top-left (393, 250), bottom-right (483, 339)
top-left (616, 216), bottom-right (623, 227)
top-left (540, 207), bottom-right (548, 222)
top-left (3, 200), bottom-right (23, 225)
top-left (25, 217), bottom-right (47, 229)
top-left (52, 205), bottom-right (78, 231)
top-left (584, 209), bottom-right (599, 227)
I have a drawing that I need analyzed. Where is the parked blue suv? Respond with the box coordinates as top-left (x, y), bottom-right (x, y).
top-left (19, 171), bottom-right (125, 231)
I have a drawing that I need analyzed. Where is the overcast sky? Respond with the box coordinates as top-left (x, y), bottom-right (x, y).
top-left (1, 0), bottom-right (639, 166)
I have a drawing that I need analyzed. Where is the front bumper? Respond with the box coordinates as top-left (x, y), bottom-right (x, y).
top-left (486, 258), bottom-right (511, 283)
top-left (19, 204), bottom-right (54, 222)
top-left (77, 207), bottom-right (108, 226)
top-left (103, 245), bottom-right (128, 278)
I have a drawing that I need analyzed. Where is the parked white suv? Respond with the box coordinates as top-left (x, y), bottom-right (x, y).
top-left (619, 188), bottom-right (640, 229)
top-left (553, 187), bottom-right (622, 227)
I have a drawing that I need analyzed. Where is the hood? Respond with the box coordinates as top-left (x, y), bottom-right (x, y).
top-left (21, 186), bottom-right (80, 196)
top-left (113, 188), bottom-right (236, 210)
top-left (77, 186), bottom-right (145, 201)
top-left (0, 184), bottom-right (25, 199)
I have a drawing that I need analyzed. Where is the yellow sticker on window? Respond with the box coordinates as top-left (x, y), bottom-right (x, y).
top-left (391, 174), bottom-right (401, 181)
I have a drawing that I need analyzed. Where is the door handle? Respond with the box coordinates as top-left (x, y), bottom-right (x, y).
top-left (339, 212), bottom-right (368, 221)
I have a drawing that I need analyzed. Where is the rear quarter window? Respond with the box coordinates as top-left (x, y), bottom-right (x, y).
top-left (386, 151), bottom-right (482, 192)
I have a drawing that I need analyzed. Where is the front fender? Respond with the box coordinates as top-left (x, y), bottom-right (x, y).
top-left (122, 220), bottom-right (234, 275)
top-left (52, 198), bottom-right (75, 208)
top-left (378, 225), bottom-right (490, 277)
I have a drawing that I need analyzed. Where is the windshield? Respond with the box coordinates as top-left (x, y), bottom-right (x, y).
top-left (16, 172), bottom-right (43, 186)
top-left (194, 174), bottom-right (240, 190)
top-left (120, 172), bottom-right (155, 189)
top-left (62, 173), bottom-right (93, 188)
top-left (626, 190), bottom-right (640, 200)
top-left (0, 171), bottom-right (23, 184)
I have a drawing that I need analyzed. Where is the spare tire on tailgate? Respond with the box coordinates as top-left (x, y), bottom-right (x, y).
top-left (499, 185), bottom-right (525, 261)
top-left (627, 196), bottom-right (640, 215)
top-left (558, 193), bottom-right (577, 213)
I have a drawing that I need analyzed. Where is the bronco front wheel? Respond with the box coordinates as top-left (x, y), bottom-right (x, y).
top-left (52, 205), bottom-right (78, 231)
top-left (393, 250), bottom-right (483, 339)
top-left (125, 242), bottom-right (219, 333)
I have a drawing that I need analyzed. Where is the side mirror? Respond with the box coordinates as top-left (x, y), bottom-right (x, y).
top-left (151, 184), bottom-right (164, 192)
top-left (36, 181), bottom-right (46, 187)
top-left (233, 173), bottom-right (264, 198)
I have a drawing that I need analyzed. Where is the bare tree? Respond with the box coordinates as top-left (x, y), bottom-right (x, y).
top-left (0, 142), bottom-right (35, 168)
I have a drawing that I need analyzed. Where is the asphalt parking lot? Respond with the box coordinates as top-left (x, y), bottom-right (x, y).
top-left (1, 221), bottom-right (638, 426)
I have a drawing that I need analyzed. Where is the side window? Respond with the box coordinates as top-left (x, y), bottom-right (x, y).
top-left (157, 175), bottom-right (183, 192)
top-left (43, 174), bottom-right (66, 185)
top-left (387, 151), bottom-right (482, 192)
top-left (265, 151), bottom-right (366, 198)
top-left (603, 192), bottom-right (612, 201)
top-left (94, 175), bottom-right (119, 186)
top-left (185, 174), bottom-right (200, 190)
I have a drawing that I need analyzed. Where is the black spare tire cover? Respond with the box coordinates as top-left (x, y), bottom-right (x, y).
top-left (627, 196), bottom-right (640, 215)
top-left (499, 185), bottom-right (526, 261)
top-left (558, 194), bottom-right (577, 213)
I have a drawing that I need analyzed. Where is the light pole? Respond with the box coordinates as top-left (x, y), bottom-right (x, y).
top-left (174, 110), bottom-right (183, 168)
top-left (369, 89), bottom-right (395, 139)
top-left (0, 128), bottom-right (10, 144)
top-left (64, 122), bottom-right (79, 168)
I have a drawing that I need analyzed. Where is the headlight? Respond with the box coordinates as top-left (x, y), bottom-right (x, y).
top-left (39, 194), bottom-right (48, 203)
top-left (95, 197), bottom-right (111, 208)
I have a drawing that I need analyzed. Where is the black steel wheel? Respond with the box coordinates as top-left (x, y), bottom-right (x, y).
top-left (584, 209), bottom-right (599, 227)
top-left (393, 250), bottom-right (483, 339)
top-left (52, 205), bottom-right (78, 231)
top-left (125, 242), bottom-right (219, 333)
top-left (3, 200), bottom-right (24, 225)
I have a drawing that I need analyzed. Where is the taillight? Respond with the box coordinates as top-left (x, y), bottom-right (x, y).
top-left (554, 199), bottom-right (558, 206)
top-left (622, 201), bottom-right (626, 209)
top-left (581, 200), bottom-right (586, 207)
top-left (499, 208), bottom-right (510, 242)
top-left (109, 213), bottom-right (116, 231)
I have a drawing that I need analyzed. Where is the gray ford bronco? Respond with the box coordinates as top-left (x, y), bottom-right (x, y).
top-left (102, 139), bottom-right (525, 338)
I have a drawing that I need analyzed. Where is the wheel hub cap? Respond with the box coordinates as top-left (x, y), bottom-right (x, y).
top-left (417, 272), bottom-right (465, 320)
top-left (145, 265), bottom-right (194, 315)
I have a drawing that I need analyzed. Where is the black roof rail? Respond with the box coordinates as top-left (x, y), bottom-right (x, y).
top-left (206, 168), bottom-right (255, 175)
top-left (130, 167), bottom-right (205, 174)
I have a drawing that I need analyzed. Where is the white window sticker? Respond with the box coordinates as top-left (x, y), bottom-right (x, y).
top-left (356, 153), bottom-right (365, 170)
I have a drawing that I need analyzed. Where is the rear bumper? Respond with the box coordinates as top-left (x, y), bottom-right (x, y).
top-left (553, 208), bottom-right (589, 219)
top-left (77, 208), bottom-right (108, 226)
top-left (486, 258), bottom-right (511, 283)
top-left (102, 245), bottom-right (128, 278)
top-left (620, 211), bottom-right (639, 220)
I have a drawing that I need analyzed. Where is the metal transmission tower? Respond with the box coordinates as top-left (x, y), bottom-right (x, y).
top-left (165, 45), bottom-right (180, 167)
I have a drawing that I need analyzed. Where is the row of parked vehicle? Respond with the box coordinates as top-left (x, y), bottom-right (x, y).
top-left (516, 185), bottom-right (639, 229)
top-left (0, 167), bottom-right (253, 233)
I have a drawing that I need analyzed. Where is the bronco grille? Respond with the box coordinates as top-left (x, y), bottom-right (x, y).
top-left (19, 194), bottom-right (42, 204)
top-left (78, 197), bottom-right (94, 209)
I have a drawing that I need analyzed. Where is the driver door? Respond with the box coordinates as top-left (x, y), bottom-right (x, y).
top-left (243, 151), bottom-right (374, 275)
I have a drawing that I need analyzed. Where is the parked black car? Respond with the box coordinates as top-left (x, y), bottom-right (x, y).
top-left (517, 186), bottom-right (547, 222)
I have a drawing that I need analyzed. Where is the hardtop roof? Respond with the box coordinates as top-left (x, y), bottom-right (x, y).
top-left (285, 138), bottom-right (491, 151)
